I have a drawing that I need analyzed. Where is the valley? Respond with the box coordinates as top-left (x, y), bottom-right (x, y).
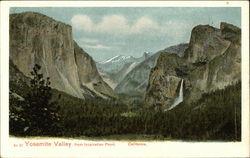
top-left (9, 12), bottom-right (241, 141)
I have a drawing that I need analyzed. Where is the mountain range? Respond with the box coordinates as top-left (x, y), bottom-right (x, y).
top-left (9, 12), bottom-right (241, 110)
top-left (96, 52), bottom-right (152, 89)
top-left (10, 12), bottom-right (241, 109)
top-left (114, 43), bottom-right (188, 104)
top-left (9, 11), bottom-right (241, 140)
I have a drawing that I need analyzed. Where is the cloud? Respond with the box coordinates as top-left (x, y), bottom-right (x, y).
top-left (77, 37), bottom-right (111, 50)
top-left (71, 14), bottom-right (93, 31)
top-left (96, 15), bottom-right (128, 33)
top-left (71, 14), bottom-right (194, 43)
top-left (83, 44), bottom-right (112, 50)
top-left (130, 16), bottom-right (159, 33)
top-left (80, 38), bottom-right (99, 44)
top-left (113, 42), bottom-right (126, 46)
top-left (71, 14), bottom-right (164, 35)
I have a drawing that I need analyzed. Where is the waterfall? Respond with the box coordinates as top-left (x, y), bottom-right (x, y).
top-left (164, 79), bottom-right (184, 112)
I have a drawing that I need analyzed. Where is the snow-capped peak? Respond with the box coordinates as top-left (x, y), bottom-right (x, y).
top-left (99, 55), bottom-right (135, 64)
top-left (100, 55), bottom-right (120, 64)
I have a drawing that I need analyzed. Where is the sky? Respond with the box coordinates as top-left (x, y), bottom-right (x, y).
top-left (10, 7), bottom-right (241, 62)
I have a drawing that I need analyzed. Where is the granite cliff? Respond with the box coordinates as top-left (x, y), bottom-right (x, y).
top-left (10, 12), bottom-right (117, 99)
top-left (145, 22), bottom-right (241, 110)
top-left (114, 43), bottom-right (188, 104)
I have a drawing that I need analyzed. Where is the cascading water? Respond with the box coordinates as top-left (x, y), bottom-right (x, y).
top-left (164, 79), bottom-right (184, 112)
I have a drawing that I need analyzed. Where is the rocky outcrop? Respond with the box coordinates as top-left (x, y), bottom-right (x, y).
top-left (114, 53), bottom-right (159, 99)
top-left (144, 53), bottom-right (186, 109)
top-left (115, 44), bottom-right (188, 103)
top-left (10, 12), bottom-right (116, 99)
top-left (145, 22), bottom-right (241, 110)
top-left (184, 24), bottom-right (232, 64)
top-left (73, 41), bottom-right (117, 98)
top-left (9, 60), bottom-right (30, 95)
top-left (163, 43), bottom-right (189, 57)
top-left (187, 22), bottom-right (241, 91)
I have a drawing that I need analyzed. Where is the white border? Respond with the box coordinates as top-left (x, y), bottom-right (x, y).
top-left (1, 1), bottom-right (249, 158)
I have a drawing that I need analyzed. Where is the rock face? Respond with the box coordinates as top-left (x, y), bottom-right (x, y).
top-left (114, 53), bottom-right (159, 99)
top-left (145, 22), bottom-right (241, 110)
top-left (115, 44), bottom-right (188, 103)
top-left (73, 41), bottom-right (117, 98)
top-left (10, 12), bottom-right (117, 99)
top-left (96, 53), bottom-right (152, 89)
top-left (163, 43), bottom-right (189, 57)
top-left (144, 53), bottom-right (185, 109)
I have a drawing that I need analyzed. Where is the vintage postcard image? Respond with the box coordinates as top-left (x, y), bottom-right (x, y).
top-left (1, 1), bottom-right (249, 158)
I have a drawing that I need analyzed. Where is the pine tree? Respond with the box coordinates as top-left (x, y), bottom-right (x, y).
top-left (24, 64), bottom-right (61, 136)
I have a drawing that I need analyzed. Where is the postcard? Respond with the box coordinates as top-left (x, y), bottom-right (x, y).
top-left (0, 1), bottom-right (249, 158)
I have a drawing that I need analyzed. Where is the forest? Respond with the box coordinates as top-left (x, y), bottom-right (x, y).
top-left (9, 64), bottom-right (241, 141)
